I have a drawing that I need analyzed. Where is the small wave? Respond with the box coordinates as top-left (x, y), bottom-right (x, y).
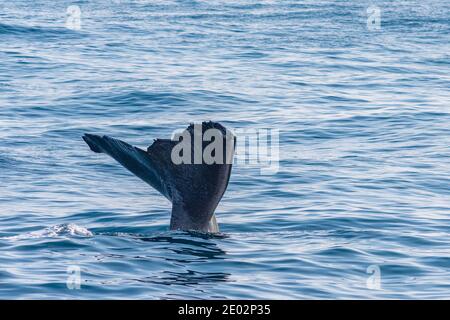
top-left (0, 155), bottom-right (9, 167)
top-left (0, 23), bottom-right (40, 35)
top-left (0, 23), bottom-right (84, 40)
top-left (3, 224), bottom-right (93, 240)
top-left (0, 154), bottom-right (24, 169)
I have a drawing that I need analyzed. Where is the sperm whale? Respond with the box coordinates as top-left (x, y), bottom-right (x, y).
top-left (82, 121), bottom-right (235, 233)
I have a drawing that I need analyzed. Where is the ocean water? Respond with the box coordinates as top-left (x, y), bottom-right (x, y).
top-left (0, 0), bottom-right (449, 299)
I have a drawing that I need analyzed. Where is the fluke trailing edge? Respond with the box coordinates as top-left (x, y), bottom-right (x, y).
top-left (82, 121), bottom-right (235, 233)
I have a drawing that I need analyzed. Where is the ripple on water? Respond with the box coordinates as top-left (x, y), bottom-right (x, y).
top-left (0, 0), bottom-right (449, 299)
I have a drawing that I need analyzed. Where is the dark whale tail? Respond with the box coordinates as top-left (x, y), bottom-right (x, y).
top-left (83, 122), bottom-right (235, 233)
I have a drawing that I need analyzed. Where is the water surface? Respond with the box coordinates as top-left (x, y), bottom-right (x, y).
top-left (0, 0), bottom-right (449, 299)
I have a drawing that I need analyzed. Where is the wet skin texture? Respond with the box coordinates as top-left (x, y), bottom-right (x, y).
top-left (83, 121), bottom-right (235, 233)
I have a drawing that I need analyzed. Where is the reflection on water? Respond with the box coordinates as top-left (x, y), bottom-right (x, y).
top-left (135, 270), bottom-right (230, 286)
top-left (139, 232), bottom-right (230, 285)
top-left (1, 0), bottom-right (449, 299)
top-left (99, 231), bottom-right (231, 286)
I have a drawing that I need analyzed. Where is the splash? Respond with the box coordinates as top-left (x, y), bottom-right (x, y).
top-left (3, 223), bottom-right (93, 240)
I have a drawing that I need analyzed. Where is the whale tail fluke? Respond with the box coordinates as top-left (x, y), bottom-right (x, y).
top-left (82, 134), bottom-right (168, 199)
top-left (83, 134), bottom-right (104, 153)
top-left (83, 122), bottom-right (235, 233)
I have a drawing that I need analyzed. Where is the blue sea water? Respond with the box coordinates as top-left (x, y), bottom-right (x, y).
top-left (0, 0), bottom-right (449, 299)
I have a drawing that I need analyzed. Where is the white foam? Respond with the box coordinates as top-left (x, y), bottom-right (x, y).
top-left (2, 223), bottom-right (93, 240)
